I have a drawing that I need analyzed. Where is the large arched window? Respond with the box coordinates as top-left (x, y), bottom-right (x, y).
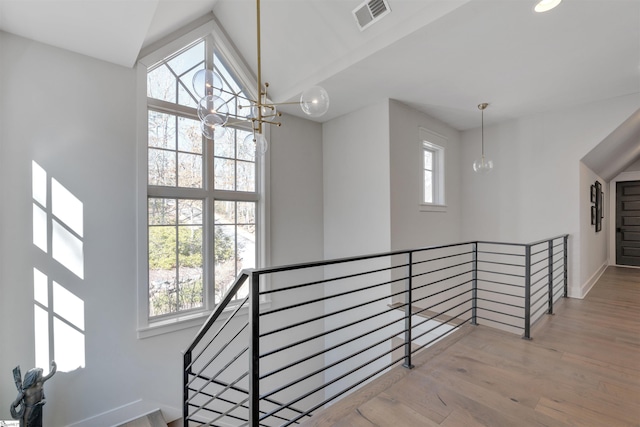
top-left (137, 20), bottom-right (266, 336)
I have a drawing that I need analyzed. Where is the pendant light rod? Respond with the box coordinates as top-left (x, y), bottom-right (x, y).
top-left (256, 0), bottom-right (263, 135)
top-left (478, 103), bottom-right (488, 158)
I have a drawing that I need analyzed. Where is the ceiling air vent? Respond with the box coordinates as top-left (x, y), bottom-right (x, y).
top-left (353, 0), bottom-right (391, 31)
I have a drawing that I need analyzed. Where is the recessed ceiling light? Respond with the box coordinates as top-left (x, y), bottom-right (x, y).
top-left (534, 0), bottom-right (562, 13)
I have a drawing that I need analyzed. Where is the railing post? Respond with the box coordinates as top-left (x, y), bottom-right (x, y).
top-left (403, 252), bottom-right (414, 369)
top-left (472, 242), bottom-right (478, 326)
top-left (183, 351), bottom-right (191, 423)
top-left (249, 271), bottom-right (260, 426)
top-left (523, 245), bottom-right (532, 340)
top-left (547, 239), bottom-right (554, 315)
top-left (563, 235), bottom-right (569, 297)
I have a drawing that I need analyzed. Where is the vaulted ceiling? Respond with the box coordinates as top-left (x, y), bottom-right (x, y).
top-left (0, 0), bottom-right (638, 130)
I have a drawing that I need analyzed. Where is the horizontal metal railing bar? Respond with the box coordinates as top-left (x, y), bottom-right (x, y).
top-left (477, 240), bottom-right (528, 248)
top-left (253, 242), bottom-right (475, 277)
top-left (531, 303), bottom-right (549, 321)
top-left (552, 257), bottom-right (563, 267)
top-left (531, 290), bottom-right (550, 308)
top-left (187, 345), bottom-right (249, 396)
top-left (186, 404), bottom-right (252, 427)
top-left (206, 395), bottom-right (250, 427)
top-left (259, 304), bottom-right (406, 365)
top-left (477, 278), bottom-right (523, 289)
top-left (553, 249), bottom-right (563, 258)
top-left (553, 286), bottom-right (565, 299)
top-left (530, 274), bottom-right (548, 288)
top-left (526, 234), bottom-right (569, 247)
top-left (531, 265), bottom-right (549, 278)
top-left (476, 259), bottom-right (525, 268)
top-left (530, 283), bottom-right (547, 298)
top-left (413, 279), bottom-right (473, 307)
top-left (530, 248), bottom-right (548, 257)
top-left (553, 242), bottom-right (564, 249)
top-left (411, 250), bottom-right (474, 266)
top-left (260, 262), bottom-right (408, 296)
top-left (477, 288), bottom-right (523, 299)
top-left (189, 321), bottom-right (249, 386)
top-left (185, 275), bottom-right (250, 355)
top-left (189, 372), bottom-right (249, 424)
top-left (553, 264), bottom-right (564, 275)
top-left (412, 292), bottom-right (472, 329)
top-left (476, 298), bottom-right (525, 311)
top-left (553, 272), bottom-right (564, 283)
top-left (409, 260), bottom-right (474, 279)
top-left (412, 270), bottom-right (473, 293)
top-left (260, 325), bottom-right (405, 402)
top-left (530, 257), bottom-right (549, 268)
top-left (477, 250), bottom-right (525, 257)
top-left (477, 269), bottom-right (525, 279)
top-left (259, 342), bottom-right (406, 424)
top-left (189, 375), bottom-right (310, 419)
top-left (476, 316), bottom-right (523, 330)
top-left (476, 305), bottom-right (524, 319)
top-left (412, 314), bottom-right (472, 354)
top-left (413, 301), bottom-right (472, 340)
top-left (261, 274), bottom-right (406, 317)
top-left (260, 287), bottom-right (407, 338)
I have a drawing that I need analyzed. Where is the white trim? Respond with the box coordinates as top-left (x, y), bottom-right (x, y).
top-left (578, 260), bottom-right (607, 299)
top-left (66, 399), bottom-right (180, 427)
top-left (419, 203), bottom-right (447, 213)
top-left (419, 127), bottom-right (447, 209)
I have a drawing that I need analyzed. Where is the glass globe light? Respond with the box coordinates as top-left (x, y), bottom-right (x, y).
top-left (197, 95), bottom-right (229, 124)
top-left (243, 132), bottom-right (268, 156)
top-left (300, 86), bottom-right (330, 118)
top-left (201, 114), bottom-right (228, 140)
top-left (473, 156), bottom-right (494, 173)
top-left (192, 69), bottom-right (222, 98)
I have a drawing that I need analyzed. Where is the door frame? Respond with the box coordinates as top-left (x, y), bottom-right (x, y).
top-left (609, 171), bottom-right (640, 267)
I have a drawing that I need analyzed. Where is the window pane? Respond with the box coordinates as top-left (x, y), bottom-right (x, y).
top-left (177, 225), bottom-right (203, 311)
top-left (149, 198), bottom-right (176, 225)
top-left (147, 64), bottom-right (176, 102)
top-left (177, 117), bottom-right (202, 154)
top-left (178, 199), bottom-right (203, 225)
top-left (424, 150), bottom-right (433, 170)
top-left (214, 158), bottom-right (235, 190)
top-left (237, 202), bottom-right (255, 225)
top-left (214, 129), bottom-right (235, 158)
top-left (424, 172), bottom-right (433, 203)
top-left (236, 161), bottom-right (255, 192)
top-left (237, 129), bottom-right (255, 162)
top-left (215, 201), bottom-right (236, 224)
top-left (149, 226), bottom-right (177, 316)
top-left (178, 153), bottom-right (203, 188)
top-left (149, 111), bottom-right (176, 150)
top-left (148, 149), bottom-right (176, 186)
top-left (167, 42), bottom-right (203, 77)
top-left (214, 225), bottom-right (236, 300)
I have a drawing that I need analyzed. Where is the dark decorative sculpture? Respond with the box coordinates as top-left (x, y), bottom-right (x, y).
top-left (10, 361), bottom-right (56, 427)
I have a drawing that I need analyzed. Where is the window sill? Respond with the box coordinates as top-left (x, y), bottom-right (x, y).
top-left (137, 299), bottom-right (271, 339)
top-left (419, 203), bottom-right (447, 213)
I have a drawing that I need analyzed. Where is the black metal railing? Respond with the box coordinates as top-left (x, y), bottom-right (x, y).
top-left (183, 235), bottom-right (569, 426)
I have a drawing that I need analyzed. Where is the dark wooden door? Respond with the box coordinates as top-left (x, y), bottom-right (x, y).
top-left (616, 181), bottom-right (640, 266)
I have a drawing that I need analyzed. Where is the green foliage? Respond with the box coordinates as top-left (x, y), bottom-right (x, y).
top-left (215, 227), bottom-right (234, 264)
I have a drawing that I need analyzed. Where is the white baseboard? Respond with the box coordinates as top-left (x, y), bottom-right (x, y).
top-left (66, 399), bottom-right (181, 427)
top-left (578, 262), bottom-right (608, 299)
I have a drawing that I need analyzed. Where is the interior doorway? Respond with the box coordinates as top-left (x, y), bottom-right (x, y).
top-left (615, 180), bottom-right (640, 266)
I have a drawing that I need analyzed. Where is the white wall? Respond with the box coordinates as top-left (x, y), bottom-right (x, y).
top-left (323, 100), bottom-right (391, 259)
top-left (578, 163), bottom-right (608, 296)
top-left (0, 32), bottom-right (325, 425)
top-left (460, 94), bottom-right (640, 297)
top-left (389, 100), bottom-right (462, 250)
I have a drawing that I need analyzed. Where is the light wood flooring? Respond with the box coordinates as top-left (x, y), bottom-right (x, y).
top-left (300, 266), bottom-right (640, 427)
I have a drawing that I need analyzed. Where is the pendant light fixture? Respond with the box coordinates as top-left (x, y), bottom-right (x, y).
top-left (473, 103), bottom-right (494, 174)
top-left (192, 0), bottom-right (330, 155)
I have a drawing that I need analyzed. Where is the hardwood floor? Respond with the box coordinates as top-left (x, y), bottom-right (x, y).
top-left (300, 266), bottom-right (640, 427)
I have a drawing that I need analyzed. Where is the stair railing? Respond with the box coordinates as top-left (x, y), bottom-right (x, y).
top-left (183, 235), bottom-right (568, 426)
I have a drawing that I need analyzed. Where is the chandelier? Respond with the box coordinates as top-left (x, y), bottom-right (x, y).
top-left (191, 0), bottom-right (330, 155)
top-left (473, 103), bottom-right (494, 174)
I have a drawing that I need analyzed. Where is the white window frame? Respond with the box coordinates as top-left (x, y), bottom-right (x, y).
top-left (135, 17), bottom-right (270, 338)
top-left (419, 127), bottom-right (446, 212)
